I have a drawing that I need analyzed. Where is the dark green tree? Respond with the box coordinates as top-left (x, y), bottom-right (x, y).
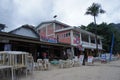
top-left (86, 22), bottom-right (120, 54)
top-left (85, 3), bottom-right (105, 53)
top-left (0, 24), bottom-right (6, 31)
top-left (79, 25), bottom-right (86, 30)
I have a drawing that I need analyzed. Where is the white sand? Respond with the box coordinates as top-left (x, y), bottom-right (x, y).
top-left (20, 60), bottom-right (120, 80)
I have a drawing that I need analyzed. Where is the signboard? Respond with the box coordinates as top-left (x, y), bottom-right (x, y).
top-left (74, 56), bottom-right (78, 61)
top-left (73, 37), bottom-right (80, 44)
top-left (40, 36), bottom-right (57, 43)
top-left (87, 56), bottom-right (94, 63)
top-left (101, 54), bottom-right (106, 61)
top-left (73, 32), bottom-right (80, 44)
top-left (79, 55), bottom-right (84, 64)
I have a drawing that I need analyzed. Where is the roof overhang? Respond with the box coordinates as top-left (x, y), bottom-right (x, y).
top-left (0, 32), bottom-right (72, 47)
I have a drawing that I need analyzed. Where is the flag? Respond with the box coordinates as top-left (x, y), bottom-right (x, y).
top-left (109, 33), bottom-right (114, 61)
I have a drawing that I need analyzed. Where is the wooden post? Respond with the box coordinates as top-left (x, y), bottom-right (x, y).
top-left (22, 54), bottom-right (24, 65)
top-left (3, 54), bottom-right (4, 64)
top-left (11, 67), bottom-right (14, 80)
top-left (10, 54), bottom-right (11, 65)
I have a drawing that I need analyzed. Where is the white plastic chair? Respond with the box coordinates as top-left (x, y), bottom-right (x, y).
top-left (43, 59), bottom-right (50, 70)
top-left (73, 57), bottom-right (80, 67)
top-left (37, 59), bottom-right (44, 70)
top-left (59, 60), bottom-right (64, 68)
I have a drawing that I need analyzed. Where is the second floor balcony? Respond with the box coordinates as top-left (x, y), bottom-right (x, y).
top-left (82, 41), bottom-right (102, 49)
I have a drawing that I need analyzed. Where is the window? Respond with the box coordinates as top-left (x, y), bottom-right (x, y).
top-left (91, 39), bottom-right (95, 43)
top-left (91, 36), bottom-right (95, 43)
top-left (66, 32), bottom-right (70, 37)
top-left (64, 34), bottom-right (66, 37)
top-left (81, 33), bottom-right (89, 42)
top-left (97, 39), bottom-right (100, 44)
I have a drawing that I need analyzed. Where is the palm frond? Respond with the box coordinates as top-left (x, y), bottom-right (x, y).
top-left (85, 3), bottom-right (105, 17)
top-left (100, 9), bottom-right (105, 13)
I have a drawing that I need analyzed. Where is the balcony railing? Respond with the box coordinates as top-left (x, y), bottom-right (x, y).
top-left (82, 41), bottom-right (102, 49)
top-left (82, 41), bottom-right (89, 45)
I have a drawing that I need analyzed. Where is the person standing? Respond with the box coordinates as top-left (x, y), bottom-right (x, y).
top-left (82, 51), bottom-right (87, 65)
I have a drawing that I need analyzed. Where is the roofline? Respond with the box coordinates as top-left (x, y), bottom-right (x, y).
top-left (36, 20), bottom-right (71, 29)
top-left (9, 24), bottom-right (39, 37)
top-left (55, 27), bottom-right (73, 33)
top-left (0, 32), bottom-right (72, 47)
top-left (0, 32), bottom-right (39, 40)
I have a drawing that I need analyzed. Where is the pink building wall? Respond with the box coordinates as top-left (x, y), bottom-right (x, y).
top-left (39, 27), bottom-right (46, 36)
top-left (47, 24), bottom-right (54, 35)
top-left (38, 23), bottom-right (71, 44)
top-left (56, 30), bottom-right (71, 44)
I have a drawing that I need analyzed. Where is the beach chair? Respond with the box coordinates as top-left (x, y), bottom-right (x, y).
top-left (59, 60), bottom-right (64, 68)
top-left (73, 57), bottom-right (80, 67)
top-left (37, 59), bottom-right (44, 71)
top-left (27, 55), bottom-right (34, 74)
top-left (65, 59), bottom-right (74, 68)
top-left (33, 62), bottom-right (39, 71)
top-left (43, 59), bottom-right (50, 70)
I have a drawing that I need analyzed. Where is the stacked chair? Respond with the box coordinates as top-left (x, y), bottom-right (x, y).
top-left (37, 59), bottom-right (44, 71)
top-left (36, 59), bottom-right (51, 71)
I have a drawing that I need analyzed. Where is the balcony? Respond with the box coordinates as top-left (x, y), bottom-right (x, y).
top-left (82, 41), bottom-right (102, 49)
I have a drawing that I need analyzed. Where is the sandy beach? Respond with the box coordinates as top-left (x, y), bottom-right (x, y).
top-left (20, 60), bottom-right (120, 80)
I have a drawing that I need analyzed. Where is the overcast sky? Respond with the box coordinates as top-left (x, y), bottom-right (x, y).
top-left (0, 0), bottom-right (120, 31)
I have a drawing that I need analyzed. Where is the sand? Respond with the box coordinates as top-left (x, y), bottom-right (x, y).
top-left (20, 60), bottom-right (120, 80)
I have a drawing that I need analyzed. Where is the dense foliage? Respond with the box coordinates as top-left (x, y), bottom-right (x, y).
top-left (80, 22), bottom-right (120, 54)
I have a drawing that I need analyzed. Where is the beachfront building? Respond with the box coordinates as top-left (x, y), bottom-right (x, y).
top-left (36, 20), bottom-right (103, 57)
top-left (0, 20), bottom-right (103, 61)
top-left (36, 21), bottom-right (73, 59)
top-left (3, 24), bottom-right (71, 61)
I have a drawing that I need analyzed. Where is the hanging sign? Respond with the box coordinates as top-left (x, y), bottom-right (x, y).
top-left (101, 54), bottom-right (106, 61)
top-left (40, 36), bottom-right (57, 43)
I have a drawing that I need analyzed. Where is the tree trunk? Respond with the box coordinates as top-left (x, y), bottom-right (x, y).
top-left (94, 16), bottom-right (98, 56)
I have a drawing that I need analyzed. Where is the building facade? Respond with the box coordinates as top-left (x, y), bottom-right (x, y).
top-left (0, 20), bottom-right (103, 61)
top-left (8, 24), bottom-right (71, 61)
top-left (36, 20), bottom-right (103, 57)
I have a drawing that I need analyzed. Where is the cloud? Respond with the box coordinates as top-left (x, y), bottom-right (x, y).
top-left (0, 0), bottom-right (53, 31)
top-left (0, 0), bottom-right (14, 28)
top-left (0, 0), bottom-right (120, 31)
top-left (52, 0), bottom-right (120, 26)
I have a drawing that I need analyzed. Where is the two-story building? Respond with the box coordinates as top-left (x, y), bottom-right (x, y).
top-left (36, 20), bottom-right (103, 58)
top-left (3, 20), bottom-right (103, 61)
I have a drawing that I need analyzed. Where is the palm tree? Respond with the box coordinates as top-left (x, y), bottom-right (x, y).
top-left (85, 3), bottom-right (105, 55)
top-left (0, 24), bottom-right (6, 31)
